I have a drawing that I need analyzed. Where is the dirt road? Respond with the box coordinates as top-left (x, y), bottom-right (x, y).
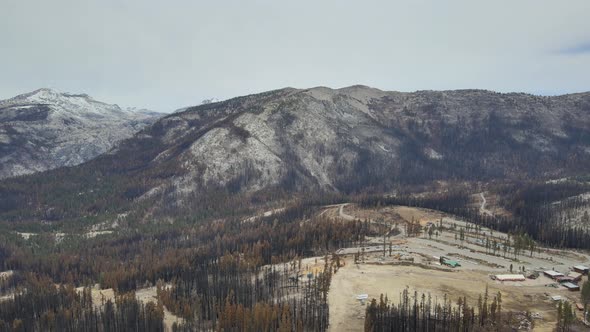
top-left (479, 192), bottom-right (493, 216)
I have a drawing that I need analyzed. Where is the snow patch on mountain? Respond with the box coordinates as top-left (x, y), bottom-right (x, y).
top-left (425, 148), bottom-right (443, 160)
top-left (0, 88), bottom-right (163, 178)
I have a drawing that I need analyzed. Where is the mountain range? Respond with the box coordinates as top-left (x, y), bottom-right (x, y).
top-left (0, 88), bottom-right (162, 179)
top-left (0, 85), bottom-right (589, 224)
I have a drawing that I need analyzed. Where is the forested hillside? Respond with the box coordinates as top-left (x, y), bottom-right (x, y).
top-left (0, 86), bottom-right (589, 226)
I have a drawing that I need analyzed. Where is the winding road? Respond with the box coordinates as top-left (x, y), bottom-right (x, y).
top-left (338, 204), bottom-right (356, 221)
top-left (479, 192), bottom-right (493, 216)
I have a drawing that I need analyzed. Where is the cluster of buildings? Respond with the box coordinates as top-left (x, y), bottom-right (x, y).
top-left (493, 265), bottom-right (588, 292)
top-left (542, 265), bottom-right (589, 291)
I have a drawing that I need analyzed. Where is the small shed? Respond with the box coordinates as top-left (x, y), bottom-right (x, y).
top-left (576, 303), bottom-right (585, 311)
top-left (443, 259), bottom-right (461, 268)
top-left (544, 270), bottom-right (564, 279)
top-left (573, 265), bottom-right (589, 274)
top-left (551, 295), bottom-right (562, 301)
top-left (562, 282), bottom-right (580, 291)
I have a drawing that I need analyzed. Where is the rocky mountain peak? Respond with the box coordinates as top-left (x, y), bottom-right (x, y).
top-left (7, 88), bottom-right (77, 105)
top-left (0, 88), bottom-right (163, 179)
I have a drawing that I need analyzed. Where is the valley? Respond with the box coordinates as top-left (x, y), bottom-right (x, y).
top-left (0, 86), bottom-right (589, 331)
top-left (2, 189), bottom-right (590, 330)
top-left (3, 1), bottom-right (589, 330)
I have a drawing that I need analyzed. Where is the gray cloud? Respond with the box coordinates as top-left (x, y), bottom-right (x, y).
top-left (1, 0), bottom-right (589, 112)
top-left (559, 42), bottom-right (590, 55)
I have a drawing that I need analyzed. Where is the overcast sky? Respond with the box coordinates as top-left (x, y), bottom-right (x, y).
top-left (1, 1), bottom-right (589, 112)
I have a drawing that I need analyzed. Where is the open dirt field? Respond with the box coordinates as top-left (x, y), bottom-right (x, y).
top-left (320, 203), bottom-right (590, 331)
top-left (328, 260), bottom-right (575, 332)
top-left (323, 204), bottom-right (446, 227)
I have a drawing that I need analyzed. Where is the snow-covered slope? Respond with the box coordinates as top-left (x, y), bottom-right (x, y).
top-left (1, 86), bottom-right (590, 223)
top-left (0, 88), bottom-right (162, 178)
top-left (147, 86), bottom-right (590, 198)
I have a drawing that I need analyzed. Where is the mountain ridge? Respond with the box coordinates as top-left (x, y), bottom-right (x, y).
top-left (0, 88), bottom-right (163, 179)
top-left (0, 85), bottom-right (589, 223)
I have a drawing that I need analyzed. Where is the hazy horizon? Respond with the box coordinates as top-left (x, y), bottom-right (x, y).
top-left (2, 0), bottom-right (589, 112)
top-left (4, 85), bottom-right (590, 115)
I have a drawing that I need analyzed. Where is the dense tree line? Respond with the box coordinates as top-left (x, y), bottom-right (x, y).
top-left (0, 274), bottom-right (164, 332)
top-left (556, 300), bottom-right (577, 332)
top-left (162, 256), bottom-right (335, 331)
top-left (364, 287), bottom-right (506, 332)
top-left (356, 181), bottom-right (590, 250)
top-left (0, 200), bottom-right (367, 331)
top-left (0, 201), bottom-right (367, 291)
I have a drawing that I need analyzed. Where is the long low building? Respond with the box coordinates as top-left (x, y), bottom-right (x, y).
top-left (495, 274), bottom-right (526, 282)
top-left (562, 282), bottom-right (580, 291)
top-left (556, 276), bottom-right (575, 283)
top-left (544, 270), bottom-right (564, 279)
top-left (573, 265), bottom-right (589, 274)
